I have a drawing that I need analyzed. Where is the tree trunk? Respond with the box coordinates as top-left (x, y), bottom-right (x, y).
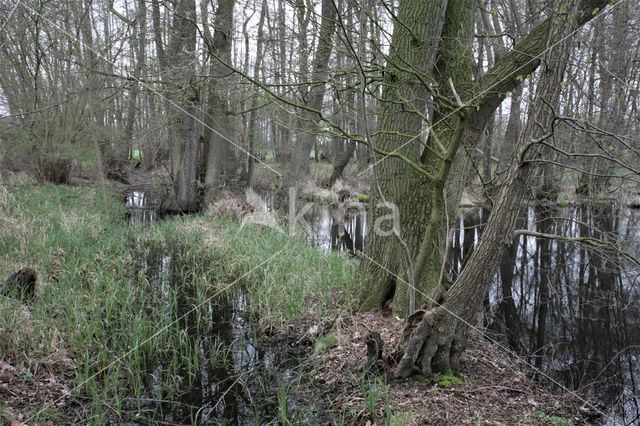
top-left (166, 0), bottom-right (200, 211)
top-left (290, 0), bottom-right (338, 181)
top-left (361, 0), bottom-right (610, 317)
top-left (497, 87), bottom-right (522, 175)
top-left (359, 0), bottom-right (451, 316)
top-left (246, 0), bottom-right (268, 187)
top-left (391, 0), bottom-right (584, 378)
top-left (495, 215), bottom-right (524, 351)
top-left (202, 0), bottom-right (238, 199)
top-left (323, 142), bottom-right (356, 188)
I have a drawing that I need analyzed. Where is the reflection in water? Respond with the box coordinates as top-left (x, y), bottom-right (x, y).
top-left (126, 190), bottom-right (158, 224)
top-left (301, 199), bottom-right (639, 423)
top-left (303, 204), bottom-right (368, 253)
top-left (125, 189), bottom-right (639, 423)
top-left (257, 193), bottom-right (640, 424)
top-left (123, 190), bottom-right (303, 424)
top-left (248, 191), bottom-right (369, 254)
top-left (131, 249), bottom-right (301, 425)
top-left (447, 205), bottom-right (640, 425)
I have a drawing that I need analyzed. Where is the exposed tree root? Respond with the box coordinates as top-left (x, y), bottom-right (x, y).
top-left (389, 307), bottom-right (465, 379)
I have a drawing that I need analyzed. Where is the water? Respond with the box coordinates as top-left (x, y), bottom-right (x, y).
top-left (448, 204), bottom-right (640, 425)
top-left (293, 199), bottom-right (640, 424)
top-left (135, 255), bottom-right (303, 424)
top-left (253, 189), bottom-right (368, 254)
top-left (125, 189), bottom-right (159, 225)
top-left (123, 189), bottom-right (313, 424)
top-left (124, 189), bottom-right (640, 424)
top-left (298, 203), bottom-right (367, 253)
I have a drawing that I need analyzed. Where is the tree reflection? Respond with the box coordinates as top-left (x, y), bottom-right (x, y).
top-left (448, 204), bottom-right (640, 423)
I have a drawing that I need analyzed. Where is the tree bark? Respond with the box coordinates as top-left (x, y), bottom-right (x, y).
top-left (359, 0), bottom-right (450, 316)
top-left (391, 0), bottom-right (588, 378)
top-left (361, 0), bottom-right (611, 317)
top-left (290, 0), bottom-right (338, 181)
top-left (202, 0), bottom-right (238, 198)
top-left (166, 0), bottom-right (200, 211)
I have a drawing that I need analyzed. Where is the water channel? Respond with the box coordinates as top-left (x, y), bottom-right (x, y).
top-left (123, 189), bottom-right (312, 424)
top-left (125, 189), bottom-right (640, 424)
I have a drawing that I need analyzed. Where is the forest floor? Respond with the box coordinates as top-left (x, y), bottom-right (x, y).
top-left (0, 178), bottom-right (607, 425)
top-left (300, 311), bottom-right (597, 425)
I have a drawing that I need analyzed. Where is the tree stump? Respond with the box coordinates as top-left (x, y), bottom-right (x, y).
top-left (3, 268), bottom-right (37, 301)
top-left (364, 331), bottom-right (386, 376)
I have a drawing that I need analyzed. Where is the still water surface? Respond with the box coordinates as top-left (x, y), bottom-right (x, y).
top-left (126, 191), bottom-right (639, 424)
top-left (302, 201), bottom-right (640, 425)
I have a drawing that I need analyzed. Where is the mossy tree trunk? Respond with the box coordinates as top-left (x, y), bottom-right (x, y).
top-left (389, 0), bottom-right (611, 378)
top-left (359, 0), bottom-right (450, 317)
top-left (360, 0), bottom-right (610, 320)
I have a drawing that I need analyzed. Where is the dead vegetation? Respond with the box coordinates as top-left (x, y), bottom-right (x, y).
top-left (308, 312), bottom-right (599, 424)
top-left (0, 299), bottom-right (76, 425)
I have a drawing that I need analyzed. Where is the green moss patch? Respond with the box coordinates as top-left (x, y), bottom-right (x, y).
top-left (434, 372), bottom-right (464, 388)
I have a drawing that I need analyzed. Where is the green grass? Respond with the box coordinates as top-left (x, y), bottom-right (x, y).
top-left (534, 411), bottom-right (573, 426)
top-left (0, 184), bottom-right (360, 423)
top-left (188, 214), bottom-right (360, 326)
top-left (130, 149), bottom-right (144, 160)
top-left (359, 374), bottom-right (389, 420)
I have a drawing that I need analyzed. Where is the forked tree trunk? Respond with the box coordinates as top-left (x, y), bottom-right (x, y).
top-left (391, 0), bottom-right (583, 378)
top-left (323, 2), bottom-right (363, 189)
top-left (361, 0), bottom-right (610, 317)
top-left (323, 142), bottom-right (356, 188)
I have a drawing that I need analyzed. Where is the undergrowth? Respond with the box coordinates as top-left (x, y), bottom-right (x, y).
top-left (0, 184), bottom-right (359, 423)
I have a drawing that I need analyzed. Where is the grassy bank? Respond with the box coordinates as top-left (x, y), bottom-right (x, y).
top-left (0, 184), bottom-right (359, 423)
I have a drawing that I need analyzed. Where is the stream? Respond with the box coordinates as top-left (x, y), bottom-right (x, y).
top-left (125, 189), bottom-right (640, 425)
top-left (123, 189), bottom-right (312, 425)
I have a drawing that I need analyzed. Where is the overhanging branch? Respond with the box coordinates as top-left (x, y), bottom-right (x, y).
top-left (513, 229), bottom-right (640, 269)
